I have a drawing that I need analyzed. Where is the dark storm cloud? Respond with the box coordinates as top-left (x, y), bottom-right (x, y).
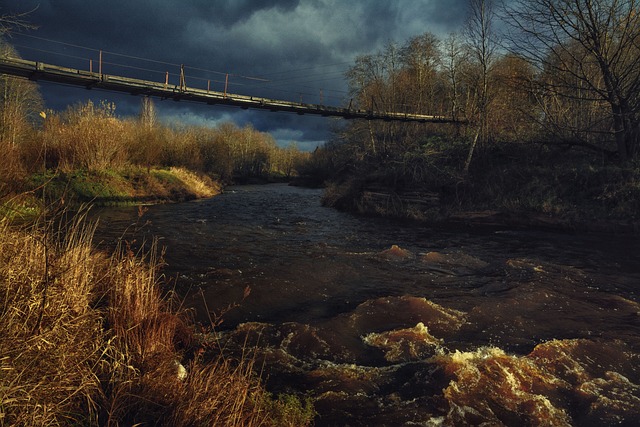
top-left (0, 0), bottom-right (470, 148)
top-left (188, 0), bottom-right (303, 29)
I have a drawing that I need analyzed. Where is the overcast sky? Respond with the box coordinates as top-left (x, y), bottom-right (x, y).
top-left (1, 0), bottom-right (469, 149)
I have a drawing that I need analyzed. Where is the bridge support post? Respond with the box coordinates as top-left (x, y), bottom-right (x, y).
top-left (179, 64), bottom-right (186, 91)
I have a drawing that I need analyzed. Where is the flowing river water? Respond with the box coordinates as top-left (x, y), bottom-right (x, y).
top-left (93, 183), bottom-right (640, 426)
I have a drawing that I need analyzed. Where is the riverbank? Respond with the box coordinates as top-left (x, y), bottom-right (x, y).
top-left (1, 166), bottom-right (223, 223)
top-left (317, 143), bottom-right (640, 234)
top-left (324, 186), bottom-right (640, 234)
top-left (32, 166), bottom-right (223, 205)
top-left (0, 166), bottom-right (317, 425)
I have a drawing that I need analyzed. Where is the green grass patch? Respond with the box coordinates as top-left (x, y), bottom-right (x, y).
top-left (151, 169), bottom-right (183, 185)
top-left (25, 167), bottom-right (221, 207)
top-left (0, 195), bottom-right (41, 224)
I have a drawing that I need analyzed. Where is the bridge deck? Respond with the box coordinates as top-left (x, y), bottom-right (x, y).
top-left (0, 56), bottom-right (458, 123)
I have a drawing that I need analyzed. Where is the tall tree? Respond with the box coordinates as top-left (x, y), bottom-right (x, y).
top-left (139, 96), bottom-right (156, 129)
top-left (442, 32), bottom-right (467, 122)
top-left (464, 0), bottom-right (499, 171)
top-left (346, 45), bottom-right (407, 158)
top-left (345, 52), bottom-right (387, 155)
top-left (504, 0), bottom-right (640, 161)
top-left (489, 54), bottom-right (538, 142)
top-left (400, 32), bottom-right (442, 115)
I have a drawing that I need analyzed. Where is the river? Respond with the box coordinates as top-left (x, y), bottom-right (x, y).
top-left (93, 183), bottom-right (640, 426)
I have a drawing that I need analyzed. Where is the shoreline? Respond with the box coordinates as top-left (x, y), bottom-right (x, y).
top-left (1, 166), bottom-right (224, 223)
top-left (444, 210), bottom-right (640, 235)
top-left (322, 186), bottom-right (640, 235)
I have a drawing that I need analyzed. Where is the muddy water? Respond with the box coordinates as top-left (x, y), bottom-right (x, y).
top-left (94, 184), bottom-right (640, 426)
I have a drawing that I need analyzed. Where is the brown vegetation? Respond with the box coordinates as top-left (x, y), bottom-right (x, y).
top-left (0, 212), bottom-right (313, 426)
top-left (0, 42), bottom-right (308, 206)
top-left (0, 37), bottom-right (314, 425)
top-left (0, 88), bottom-right (308, 214)
top-left (32, 99), bottom-right (306, 184)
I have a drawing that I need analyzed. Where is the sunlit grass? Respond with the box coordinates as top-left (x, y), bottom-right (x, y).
top-left (27, 166), bottom-right (222, 206)
top-left (0, 212), bottom-right (314, 426)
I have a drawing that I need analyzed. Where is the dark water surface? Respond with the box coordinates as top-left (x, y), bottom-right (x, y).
top-left (94, 184), bottom-right (640, 426)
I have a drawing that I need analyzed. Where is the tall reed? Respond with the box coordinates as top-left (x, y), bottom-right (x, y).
top-left (0, 213), bottom-right (103, 425)
top-left (0, 210), bottom-right (313, 426)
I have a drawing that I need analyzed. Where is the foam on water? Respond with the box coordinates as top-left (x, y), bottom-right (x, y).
top-left (433, 346), bottom-right (573, 425)
top-left (363, 322), bottom-right (442, 362)
top-left (217, 297), bottom-right (640, 426)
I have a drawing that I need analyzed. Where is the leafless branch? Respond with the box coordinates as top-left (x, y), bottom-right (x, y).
top-left (0, 6), bottom-right (39, 36)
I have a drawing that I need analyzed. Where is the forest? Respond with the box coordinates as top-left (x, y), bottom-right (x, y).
top-left (300, 0), bottom-right (640, 228)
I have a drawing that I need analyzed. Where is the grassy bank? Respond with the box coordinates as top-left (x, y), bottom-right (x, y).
top-left (1, 166), bottom-right (222, 224)
top-left (0, 97), bottom-right (307, 221)
top-left (31, 166), bottom-right (223, 205)
top-left (0, 214), bottom-right (313, 426)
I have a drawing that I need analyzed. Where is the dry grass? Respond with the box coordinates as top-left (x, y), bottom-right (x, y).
top-left (0, 214), bottom-right (103, 425)
top-left (0, 211), bottom-right (313, 426)
top-left (165, 167), bottom-right (222, 198)
top-left (21, 100), bottom-right (302, 182)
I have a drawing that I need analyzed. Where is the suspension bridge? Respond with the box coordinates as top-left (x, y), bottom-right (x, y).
top-left (0, 54), bottom-right (459, 124)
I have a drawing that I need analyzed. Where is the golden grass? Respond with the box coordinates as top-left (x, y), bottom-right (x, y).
top-left (0, 215), bottom-right (103, 425)
top-left (15, 100), bottom-right (305, 183)
top-left (0, 212), bottom-right (313, 426)
top-left (166, 167), bottom-right (222, 198)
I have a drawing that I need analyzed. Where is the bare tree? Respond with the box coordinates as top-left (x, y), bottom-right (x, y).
top-left (443, 32), bottom-right (467, 122)
top-left (504, 0), bottom-right (640, 161)
top-left (0, 7), bottom-right (38, 35)
top-left (345, 53), bottom-right (387, 155)
top-left (464, 0), bottom-right (499, 171)
top-left (0, 9), bottom-right (41, 145)
top-left (346, 45), bottom-right (406, 157)
top-left (139, 96), bottom-right (156, 129)
top-left (400, 32), bottom-right (442, 115)
top-left (489, 54), bottom-right (539, 142)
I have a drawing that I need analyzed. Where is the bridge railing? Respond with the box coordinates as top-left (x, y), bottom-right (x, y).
top-left (1, 40), bottom-right (463, 124)
top-left (8, 34), bottom-right (354, 107)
